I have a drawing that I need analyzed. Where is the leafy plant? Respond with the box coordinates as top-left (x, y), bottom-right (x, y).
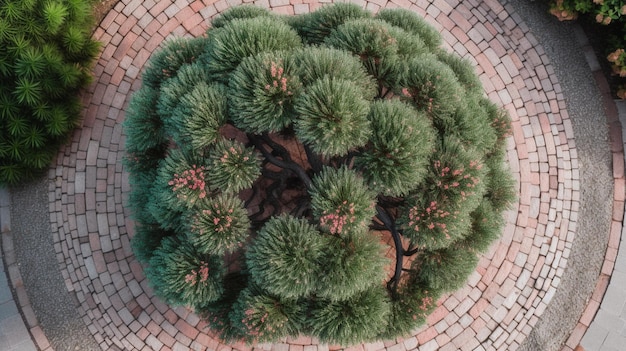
top-left (546, 0), bottom-right (626, 98)
top-left (126, 3), bottom-right (515, 345)
top-left (0, 0), bottom-right (98, 184)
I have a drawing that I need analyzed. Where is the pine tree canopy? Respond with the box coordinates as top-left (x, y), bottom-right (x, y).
top-left (126, 3), bottom-right (516, 345)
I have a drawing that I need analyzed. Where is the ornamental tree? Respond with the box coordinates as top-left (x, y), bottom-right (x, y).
top-left (125, 3), bottom-right (515, 345)
top-left (0, 0), bottom-right (99, 184)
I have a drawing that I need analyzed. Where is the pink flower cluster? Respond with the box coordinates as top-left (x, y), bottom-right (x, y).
top-left (202, 205), bottom-right (235, 233)
top-left (241, 307), bottom-right (283, 338)
top-left (220, 146), bottom-right (250, 164)
top-left (419, 294), bottom-right (433, 312)
top-left (264, 61), bottom-right (293, 96)
top-left (168, 165), bottom-right (207, 200)
top-left (319, 200), bottom-right (356, 234)
top-left (185, 261), bottom-right (209, 286)
top-left (433, 159), bottom-right (481, 200)
top-left (407, 200), bottom-right (451, 238)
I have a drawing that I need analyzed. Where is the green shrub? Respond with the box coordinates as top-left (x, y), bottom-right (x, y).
top-left (157, 62), bottom-right (211, 122)
top-left (316, 231), bottom-right (389, 301)
top-left (246, 215), bottom-right (326, 299)
top-left (324, 18), bottom-right (412, 86)
top-left (381, 285), bottom-right (437, 339)
top-left (141, 37), bottom-right (209, 90)
top-left (211, 5), bottom-right (277, 29)
top-left (400, 55), bottom-right (463, 122)
top-left (375, 8), bottom-right (442, 50)
top-left (0, 0), bottom-right (98, 185)
top-left (168, 82), bottom-right (229, 151)
top-left (229, 285), bottom-right (308, 342)
top-left (124, 87), bottom-right (167, 154)
top-left (207, 139), bottom-right (261, 194)
top-left (200, 16), bottom-right (302, 82)
top-left (355, 100), bottom-right (435, 196)
top-left (292, 46), bottom-right (376, 96)
top-left (310, 286), bottom-right (391, 345)
top-left (146, 236), bottom-right (225, 309)
top-left (412, 244), bottom-right (479, 292)
top-left (291, 3), bottom-right (371, 44)
top-left (545, 0), bottom-right (626, 98)
top-left (309, 166), bottom-right (376, 235)
top-left (126, 4), bottom-right (515, 345)
top-left (294, 76), bottom-right (372, 156)
top-left (186, 194), bottom-right (251, 255)
top-left (229, 51), bottom-right (302, 133)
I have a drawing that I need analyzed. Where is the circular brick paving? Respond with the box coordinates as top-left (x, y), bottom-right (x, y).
top-left (42, 0), bottom-right (613, 350)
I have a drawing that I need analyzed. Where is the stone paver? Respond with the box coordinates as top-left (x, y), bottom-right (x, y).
top-left (0, 0), bottom-right (624, 350)
top-left (0, 187), bottom-right (37, 351)
top-left (580, 100), bottom-right (626, 351)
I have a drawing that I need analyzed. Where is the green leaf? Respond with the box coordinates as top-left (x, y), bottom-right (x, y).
top-left (41, 43), bottom-right (63, 69)
top-left (0, 93), bottom-right (19, 121)
top-left (46, 107), bottom-right (69, 136)
top-left (20, 18), bottom-right (44, 42)
top-left (6, 115), bottom-right (29, 136)
top-left (57, 63), bottom-right (81, 88)
top-left (1, 138), bottom-right (26, 161)
top-left (0, 163), bottom-right (25, 185)
top-left (19, 0), bottom-right (37, 11)
top-left (15, 47), bottom-right (46, 79)
top-left (32, 103), bottom-right (51, 121)
top-left (0, 18), bottom-right (16, 43)
top-left (63, 27), bottom-right (85, 54)
top-left (13, 77), bottom-right (42, 106)
top-left (8, 34), bottom-right (31, 57)
top-left (1, 1), bottom-right (25, 22)
top-left (22, 147), bottom-right (54, 169)
top-left (43, 1), bottom-right (68, 34)
top-left (22, 126), bottom-right (46, 148)
top-left (66, 0), bottom-right (91, 21)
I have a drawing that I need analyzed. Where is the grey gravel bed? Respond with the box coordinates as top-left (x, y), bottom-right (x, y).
top-left (11, 180), bottom-right (100, 351)
top-left (507, 1), bottom-right (614, 351)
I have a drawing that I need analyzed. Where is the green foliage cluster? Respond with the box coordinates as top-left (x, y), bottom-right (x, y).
top-left (125, 3), bottom-right (516, 345)
top-left (546, 0), bottom-right (626, 98)
top-left (548, 0), bottom-right (626, 22)
top-left (0, 0), bottom-right (99, 184)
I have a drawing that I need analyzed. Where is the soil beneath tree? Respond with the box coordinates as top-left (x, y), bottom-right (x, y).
top-left (92, 0), bottom-right (119, 30)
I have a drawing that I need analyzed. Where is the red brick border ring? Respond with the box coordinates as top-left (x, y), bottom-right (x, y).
top-left (11, 0), bottom-right (620, 350)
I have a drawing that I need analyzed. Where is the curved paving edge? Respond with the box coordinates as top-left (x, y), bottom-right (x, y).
top-left (0, 188), bottom-right (40, 351)
top-left (557, 25), bottom-right (626, 351)
top-left (0, 0), bottom-right (623, 350)
top-left (0, 186), bottom-right (52, 350)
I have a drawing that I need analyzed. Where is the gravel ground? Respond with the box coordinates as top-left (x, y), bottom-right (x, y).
top-left (10, 180), bottom-right (100, 351)
top-left (508, 1), bottom-right (614, 351)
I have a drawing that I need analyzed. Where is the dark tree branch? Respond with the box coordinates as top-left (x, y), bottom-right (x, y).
top-left (376, 205), bottom-right (404, 294)
top-left (248, 134), bottom-right (312, 189)
top-left (369, 223), bottom-right (387, 231)
top-left (290, 195), bottom-right (311, 218)
top-left (304, 144), bottom-right (323, 173)
top-left (404, 246), bottom-right (420, 256)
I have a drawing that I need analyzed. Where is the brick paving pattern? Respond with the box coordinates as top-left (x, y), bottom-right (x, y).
top-left (27, 0), bottom-right (621, 350)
